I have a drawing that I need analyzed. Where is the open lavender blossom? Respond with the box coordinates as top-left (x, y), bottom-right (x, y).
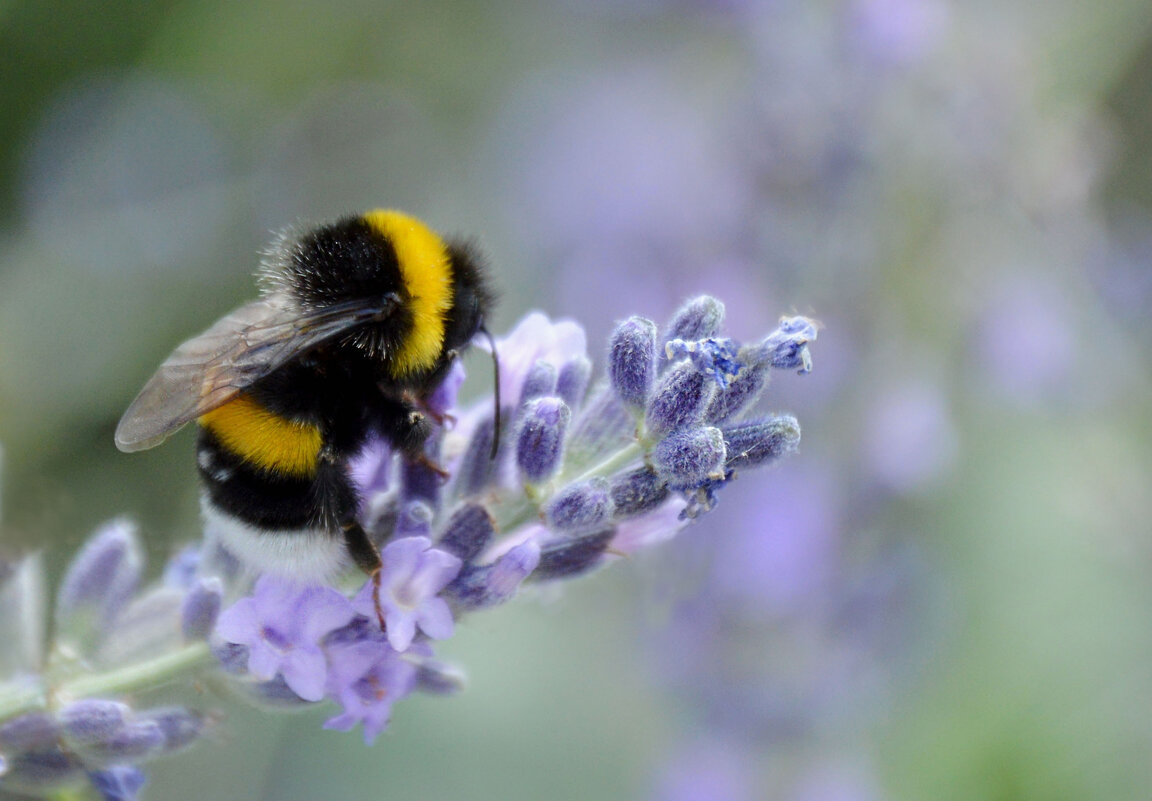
top-left (0, 298), bottom-right (813, 798)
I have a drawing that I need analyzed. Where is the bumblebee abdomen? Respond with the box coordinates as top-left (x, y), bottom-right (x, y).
top-left (198, 393), bottom-right (322, 478)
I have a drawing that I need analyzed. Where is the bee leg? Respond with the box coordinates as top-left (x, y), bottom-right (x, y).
top-left (410, 450), bottom-right (450, 480)
top-left (342, 520), bottom-right (388, 630)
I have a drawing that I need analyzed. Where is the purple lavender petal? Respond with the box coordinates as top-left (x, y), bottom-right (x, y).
top-left (378, 536), bottom-right (433, 585)
top-left (87, 764), bottom-right (147, 801)
top-left (278, 646), bottom-right (328, 702)
top-left (246, 639), bottom-right (284, 680)
top-left (213, 596), bottom-right (260, 644)
top-left (298, 586), bottom-right (357, 643)
top-left (427, 359), bottom-right (466, 417)
top-left (414, 597), bottom-right (455, 640)
top-left (408, 549), bottom-right (463, 600)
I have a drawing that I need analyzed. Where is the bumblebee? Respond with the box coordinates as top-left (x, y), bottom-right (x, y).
top-left (116, 210), bottom-right (494, 604)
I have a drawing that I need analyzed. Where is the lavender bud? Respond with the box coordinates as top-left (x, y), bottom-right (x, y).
top-left (444, 540), bottom-right (540, 610)
top-left (0, 712), bottom-right (60, 751)
top-left (609, 467), bottom-right (670, 519)
top-left (660, 295), bottom-right (725, 368)
top-left (136, 707), bottom-right (205, 753)
top-left (161, 544), bottom-right (201, 590)
top-left (87, 765), bottom-right (147, 801)
top-left (609, 316), bottom-right (657, 408)
top-left (1, 748), bottom-right (86, 794)
top-left (758, 315), bottom-right (818, 374)
top-left (56, 518), bottom-right (143, 643)
top-left (704, 352), bottom-right (771, 425)
top-left (557, 356), bottom-right (593, 410)
top-left (78, 719), bottom-right (166, 766)
top-left (722, 415), bottom-right (801, 471)
top-left (532, 529), bottom-right (615, 581)
top-left (414, 659), bottom-right (468, 695)
top-left (651, 426), bottom-right (727, 490)
top-left (394, 500), bottom-right (434, 538)
top-left (363, 491), bottom-right (398, 541)
top-left (212, 641), bottom-right (250, 675)
top-left (181, 577), bottom-right (223, 641)
top-left (486, 541), bottom-right (541, 601)
top-left (454, 415), bottom-right (497, 496)
top-left (645, 362), bottom-right (715, 438)
top-left (58, 699), bottom-right (130, 746)
top-left (516, 397), bottom-right (571, 484)
top-left (519, 361), bottom-right (558, 408)
top-left (437, 503), bottom-right (495, 563)
top-left (400, 445), bottom-right (442, 508)
top-left (663, 295), bottom-right (726, 342)
top-left (546, 478), bottom-right (614, 532)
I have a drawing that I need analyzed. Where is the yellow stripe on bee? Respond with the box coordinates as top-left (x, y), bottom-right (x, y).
top-left (362, 209), bottom-right (453, 377)
top-left (199, 394), bottom-right (322, 477)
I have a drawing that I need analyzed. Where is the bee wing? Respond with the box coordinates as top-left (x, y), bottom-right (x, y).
top-left (115, 294), bottom-right (393, 452)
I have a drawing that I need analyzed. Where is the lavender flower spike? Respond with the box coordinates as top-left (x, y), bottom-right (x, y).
top-left (352, 536), bottom-right (462, 652)
top-left (0, 297), bottom-right (814, 799)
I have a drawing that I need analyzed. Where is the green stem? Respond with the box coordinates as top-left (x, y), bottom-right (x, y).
top-left (490, 441), bottom-right (647, 534)
top-left (57, 642), bottom-right (214, 702)
top-left (0, 681), bottom-right (47, 721)
top-left (0, 642), bottom-right (215, 722)
top-left (565, 441), bottom-right (645, 486)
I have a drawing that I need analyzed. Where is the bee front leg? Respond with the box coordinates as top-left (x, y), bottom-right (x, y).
top-left (342, 519), bottom-right (387, 631)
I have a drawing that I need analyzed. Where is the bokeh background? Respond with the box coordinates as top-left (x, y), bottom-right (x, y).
top-left (3, 1), bottom-right (1152, 799)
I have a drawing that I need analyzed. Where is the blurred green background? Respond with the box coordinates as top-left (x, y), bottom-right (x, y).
top-left (3, 1), bottom-right (1152, 799)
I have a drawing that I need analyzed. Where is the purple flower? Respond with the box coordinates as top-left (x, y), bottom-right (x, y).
top-left (55, 518), bottom-right (143, 644)
top-left (87, 764), bottom-right (147, 801)
top-left (352, 537), bottom-right (461, 652)
top-left (323, 638), bottom-right (418, 744)
top-left (215, 576), bottom-right (355, 701)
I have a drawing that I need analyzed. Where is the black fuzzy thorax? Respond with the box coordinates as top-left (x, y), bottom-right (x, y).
top-left (203, 215), bottom-right (496, 537)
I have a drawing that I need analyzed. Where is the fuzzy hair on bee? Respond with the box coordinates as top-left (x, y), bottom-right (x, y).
top-left (115, 209), bottom-right (495, 618)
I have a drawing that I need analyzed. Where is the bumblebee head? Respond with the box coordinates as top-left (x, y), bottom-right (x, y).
top-left (261, 210), bottom-right (491, 380)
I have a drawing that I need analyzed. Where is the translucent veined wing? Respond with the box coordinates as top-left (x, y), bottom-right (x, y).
top-left (115, 293), bottom-right (396, 452)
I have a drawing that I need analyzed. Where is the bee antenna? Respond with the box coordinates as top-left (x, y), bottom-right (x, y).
top-left (478, 324), bottom-right (501, 460)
